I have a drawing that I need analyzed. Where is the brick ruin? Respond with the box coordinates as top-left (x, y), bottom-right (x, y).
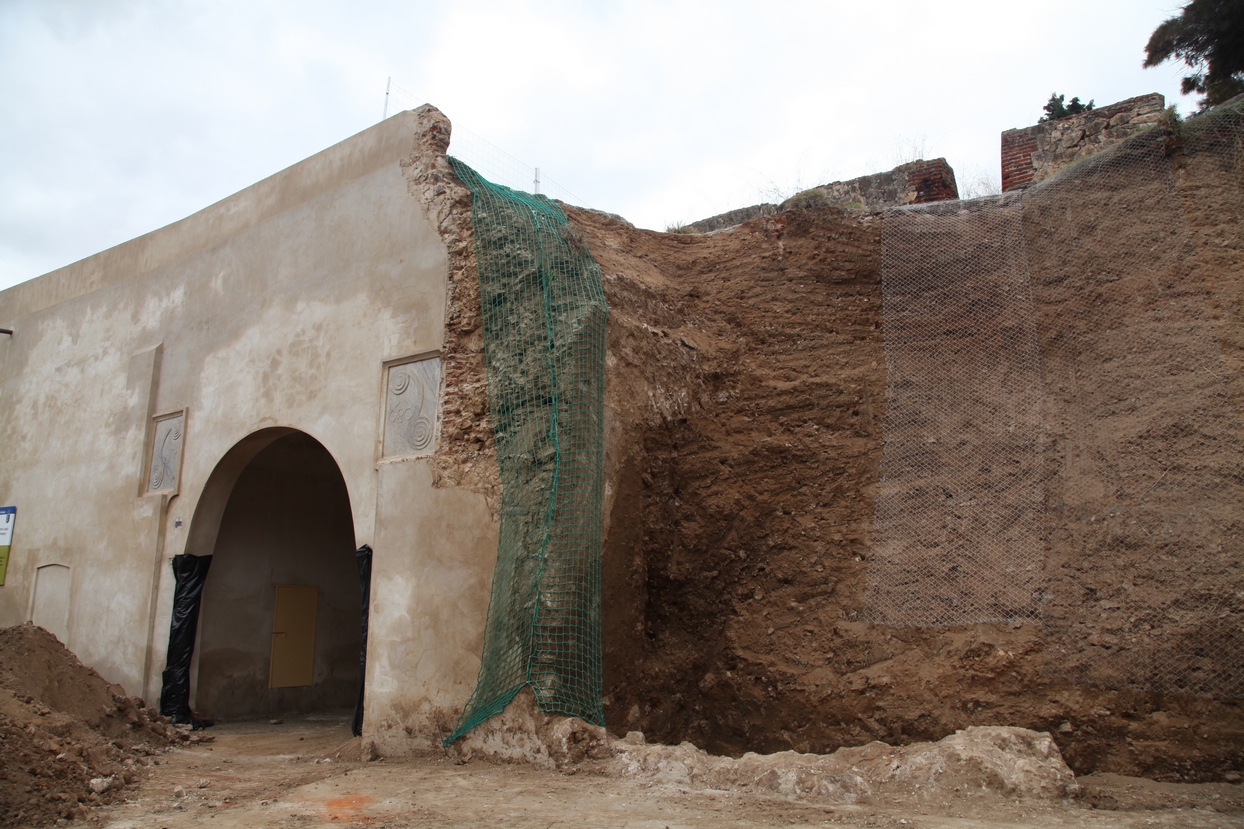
top-left (1001, 93), bottom-right (1167, 192)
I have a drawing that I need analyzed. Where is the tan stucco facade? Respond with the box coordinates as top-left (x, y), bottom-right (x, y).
top-left (0, 111), bottom-right (496, 750)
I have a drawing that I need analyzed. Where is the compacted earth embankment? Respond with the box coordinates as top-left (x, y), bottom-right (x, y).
top-left (573, 120), bottom-right (1244, 783)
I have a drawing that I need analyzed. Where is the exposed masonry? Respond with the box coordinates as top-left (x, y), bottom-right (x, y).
top-left (687, 203), bottom-right (780, 234)
top-left (1001, 94), bottom-right (1166, 192)
top-left (401, 105), bottom-right (500, 514)
top-left (793, 159), bottom-right (959, 210)
top-left (688, 159), bottom-right (958, 234)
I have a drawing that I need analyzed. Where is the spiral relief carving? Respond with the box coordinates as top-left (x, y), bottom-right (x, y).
top-left (408, 415), bottom-right (434, 451)
top-left (147, 414), bottom-right (184, 492)
top-left (384, 358), bottom-right (440, 457)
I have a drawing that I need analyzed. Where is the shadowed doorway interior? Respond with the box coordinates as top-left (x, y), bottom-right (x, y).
top-left (194, 431), bottom-right (360, 719)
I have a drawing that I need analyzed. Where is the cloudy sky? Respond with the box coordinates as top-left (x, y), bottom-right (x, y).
top-left (0, 0), bottom-right (1196, 292)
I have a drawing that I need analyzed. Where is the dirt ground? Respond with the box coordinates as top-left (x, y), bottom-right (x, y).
top-left (7, 624), bottom-right (1241, 828)
top-left (90, 715), bottom-right (1244, 829)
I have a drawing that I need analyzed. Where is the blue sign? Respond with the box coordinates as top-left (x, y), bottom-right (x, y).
top-left (0, 506), bottom-right (13, 587)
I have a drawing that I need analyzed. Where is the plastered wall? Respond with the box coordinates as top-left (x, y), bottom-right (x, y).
top-left (0, 110), bottom-right (499, 748)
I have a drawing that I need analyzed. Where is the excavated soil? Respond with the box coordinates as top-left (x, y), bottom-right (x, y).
top-left (0, 624), bottom-right (200, 828)
top-left (571, 125), bottom-right (1244, 783)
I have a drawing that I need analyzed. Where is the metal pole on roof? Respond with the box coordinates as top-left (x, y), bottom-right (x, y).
top-left (534, 167), bottom-right (540, 195)
top-left (383, 76), bottom-right (391, 120)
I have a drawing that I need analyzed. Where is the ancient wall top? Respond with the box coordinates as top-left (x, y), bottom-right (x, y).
top-left (1001, 93), bottom-right (1166, 192)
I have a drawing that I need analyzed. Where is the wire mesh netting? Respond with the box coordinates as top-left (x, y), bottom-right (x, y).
top-left (865, 99), bottom-right (1244, 698)
top-left (864, 193), bottom-right (1046, 625)
top-left (445, 159), bottom-right (608, 744)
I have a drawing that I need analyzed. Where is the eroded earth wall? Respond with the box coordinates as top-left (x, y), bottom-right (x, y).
top-left (578, 109), bottom-right (1243, 782)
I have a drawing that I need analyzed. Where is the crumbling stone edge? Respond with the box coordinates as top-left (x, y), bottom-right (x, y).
top-left (400, 104), bottom-right (501, 515)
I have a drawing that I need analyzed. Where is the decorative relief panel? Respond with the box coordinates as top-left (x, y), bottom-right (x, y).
top-left (148, 412), bottom-right (185, 493)
top-left (384, 357), bottom-right (441, 458)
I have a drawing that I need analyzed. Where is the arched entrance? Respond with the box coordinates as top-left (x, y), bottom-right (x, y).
top-left (188, 429), bottom-right (361, 719)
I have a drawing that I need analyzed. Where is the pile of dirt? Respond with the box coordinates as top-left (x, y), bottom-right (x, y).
top-left (568, 122), bottom-right (1244, 783)
top-left (0, 624), bottom-right (201, 827)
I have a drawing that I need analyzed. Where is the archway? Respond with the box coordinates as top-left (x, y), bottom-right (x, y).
top-left (190, 429), bottom-right (361, 719)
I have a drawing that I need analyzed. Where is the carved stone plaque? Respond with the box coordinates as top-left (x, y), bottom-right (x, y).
top-left (384, 358), bottom-right (441, 458)
top-left (148, 413), bottom-right (184, 493)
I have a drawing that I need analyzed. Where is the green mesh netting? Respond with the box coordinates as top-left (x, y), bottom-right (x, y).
top-left (444, 159), bottom-right (608, 744)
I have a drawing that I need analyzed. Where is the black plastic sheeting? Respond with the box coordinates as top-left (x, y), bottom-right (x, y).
top-left (352, 544), bottom-right (373, 737)
top-left (159, 553), bottom-right (213, 726)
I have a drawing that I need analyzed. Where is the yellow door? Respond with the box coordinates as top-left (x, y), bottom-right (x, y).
top-left (270, 585), bottom-right (318, 688)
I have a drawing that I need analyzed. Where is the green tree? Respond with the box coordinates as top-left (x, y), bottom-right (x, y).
top-left (1144, 0), bottom-right (1244, 109)
top-left (1040, 93), bottom-right (1095, 122)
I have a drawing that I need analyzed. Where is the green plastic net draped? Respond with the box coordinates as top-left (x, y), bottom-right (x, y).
top-left (444, 159), bottom-right (608, 744)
